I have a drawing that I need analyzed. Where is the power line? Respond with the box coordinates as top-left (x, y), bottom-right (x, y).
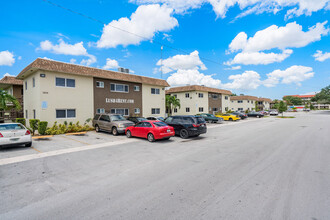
top-left (42, 0), bottom-right (223, 66)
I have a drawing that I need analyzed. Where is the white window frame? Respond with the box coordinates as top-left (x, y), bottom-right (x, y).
top-left (151, 88), bottom-right (160, 94)
top-left (238, 100), bottom-right (243, 103)
top-left (97, 108), bottom-right (105, 114)
top-left (174, 108), bottom-right (178, 113)
top-left (134, 108), bottom-right (140, 114)
top-left (55, 77), bottom-right (76, 88)
top-left (198, 93), bottom-right (203, 98)
top-left (56, 109), bottom-right (76, 119)
top-left (199, 107), bottom-right (204, 112)
top-left (151, 108), bottom-right (160, 115)
top-left (186, 107), bottom-right (190, 112)
top-left (96, 81), bottom-right (104, 88)
top-left (185, 93), bottom-right (190, 98)
top-left (110, 83), bottom-right (129, 93)
top-left (111, 108), bottom-right (129, 116)
top-left (134, 85), bottom-right (140, 91)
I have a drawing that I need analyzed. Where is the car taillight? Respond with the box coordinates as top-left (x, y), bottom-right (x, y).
top-left (25, 130), bottom-right (31, 135)
top-left (0, 132), bottom-right (3, 138)
top-left (193, 124), bottom-right (200, 127)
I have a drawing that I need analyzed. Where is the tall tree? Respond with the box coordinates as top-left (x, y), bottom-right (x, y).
top-left (312, 85), bottom-right (330, 104)
top-left (283, 96), bottom-right (303, 105)
top-left (278, 101), bottom-right (287, 116)
top-left (166, 95), bottom-right (181, 116)
top-left (0, 89), bottom-right (22, 111)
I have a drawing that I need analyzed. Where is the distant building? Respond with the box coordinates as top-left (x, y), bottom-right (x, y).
top-left (166, 85), bottom-right (232, 115)
top-left (283, 94), bottom-right (315, 103)
top-left (230, 95), bottom-right (271, 111)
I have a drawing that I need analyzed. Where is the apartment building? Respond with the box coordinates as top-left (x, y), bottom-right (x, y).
top-left (231, 96), bottom-right (271, 111)
top-left (166, 85), bottom-right (232, 115)
top-left (17, 58), bottom-right (169, 125)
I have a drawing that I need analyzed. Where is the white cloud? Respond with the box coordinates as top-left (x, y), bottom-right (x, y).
top-left (80, 55), bottom-right (97, 66)
top-left (313, 50), bottom-right (330, 61)
top-left (39, 39), bottom-right (87, 55)
top-left (38, 39), bottom-right (97, 66)
top-left (70, 58), bottom-right (76, 64)
top-left (4, 73), bottom-right (14, 77)
top-left (263, 65), bottom-right (314, 87)
top-left (225, 66), bottom-right (242, 70)
top-left (103, 58), bottom-right (120, 70)
top-left (157, 50), bottom-right (206, 74)
top-left (96, 4), bottom-right (178, 48)
top-left (225, 49), bottom-right (293, 65)
top-left (131, 0), bottom-right (330, 19)
top-left (226, 21), bottom-right (329, 65)
top-left (0, 51), bottom-right (15, 66)
top-left (221, 71), bottom-right (262, 91)
top-left (167, 69), bottom-right (221, 87)
top-left (229, 21), bottom-right (329, 53)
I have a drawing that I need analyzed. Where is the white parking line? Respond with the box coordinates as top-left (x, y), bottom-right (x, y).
top-left (0, 139), bottom-right (137, 166)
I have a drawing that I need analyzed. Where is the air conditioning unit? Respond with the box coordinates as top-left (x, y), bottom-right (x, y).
top-left (124, 68), bottom-right (129, 73)
top-left (118, 67), bottom-right (125, 73)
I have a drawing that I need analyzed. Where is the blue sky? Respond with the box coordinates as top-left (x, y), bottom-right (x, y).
top-left (0, 0), bottom-right (329, 99)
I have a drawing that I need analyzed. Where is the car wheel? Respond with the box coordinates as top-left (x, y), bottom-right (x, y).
top-left (147, 133), bottom-right (155, 142)
top-left (25, 142), bottom-right (32, 147)
top-left (179, 129), bottom-right (189, 139)
top-left (229, 118), bottom-right (233, 121)
top-left (95, 125), bottom-right (100, 132)
top-left (257, 115), bottom-right (260, 118)
top-left (112, 127), bottom-right (118, 136)
top-left (126, 130), bottom-right (132, 138)
top-left (208, 120), bottom-right (212, 123)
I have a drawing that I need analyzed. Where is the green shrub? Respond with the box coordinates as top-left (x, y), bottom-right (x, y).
top-left (29, 119), bottom-right (40, 135)
top-left (38, 121), bottom-right (48, 135)
top-left (16, 118), bottom-right (26, 126)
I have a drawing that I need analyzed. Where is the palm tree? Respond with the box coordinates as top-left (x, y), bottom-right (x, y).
top-left (0, 89), bottom-right (22, 111)
top-left (166, 95), bottom-right (180, 116)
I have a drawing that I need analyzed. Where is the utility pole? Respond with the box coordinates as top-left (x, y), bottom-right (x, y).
top-left (160, 45), bottom-right (163, 79)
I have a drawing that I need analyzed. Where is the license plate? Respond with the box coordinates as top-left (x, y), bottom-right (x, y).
top-left (167, 129), bottom-right (171, 133)
top-left (10, 138), bottom-right (19, 141)
top-left (201, 124), bottom-right (205, 127)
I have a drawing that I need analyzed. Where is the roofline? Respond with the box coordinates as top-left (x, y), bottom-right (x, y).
top-left (166, 85), bottom-right (232, 95)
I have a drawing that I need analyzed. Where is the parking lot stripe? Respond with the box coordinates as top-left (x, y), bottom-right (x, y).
top-left (61, 136), bottom-right (91, 145)
top-left (31, 147), bottom-right (42, 153)
top-left (0, 139), bottom-right (137, 166)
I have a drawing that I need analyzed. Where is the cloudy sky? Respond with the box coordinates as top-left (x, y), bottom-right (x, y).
top-left (1, 0), bottom-right (329, 99)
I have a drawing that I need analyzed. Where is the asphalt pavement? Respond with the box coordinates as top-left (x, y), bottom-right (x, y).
top-left (1, 111), bottom-right (329, 220)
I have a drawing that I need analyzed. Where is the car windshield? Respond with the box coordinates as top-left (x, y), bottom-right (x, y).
top-left (157, 117), bottom-right (164, 120)
top-left (0, 124), bottom-right (25, 131)
top-left (153, 122), bottom-right (168, 127)
top-left (110, 115), bottom-right (126, 121)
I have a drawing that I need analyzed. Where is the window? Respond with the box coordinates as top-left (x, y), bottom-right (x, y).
top-left (251, 101), bottom-right (254, 104)
top-left (56, 109), bottom-right (76, 118)
top-left (173, 94), bottom-right (177, 98)
top-left (151, 108), bottom-right (160, 114)
top-left (32, 78), bottom-right (35, 88)
top-left (33, 110), bottom-right (36, 119)
top-left (25, 110), bottom-right (28, 119)
top-left (93, 114), bottom-right (100, 120)
top-left (186, 107), bottom-right (190, 112)
top-left (110, 83), bottom-right (129, 93)
top-left (97, 108), bottom-right (105, 114)
top-left (238, 100), bottom-right (243, 103)
top-left (238, 108), bottom-right (243, 111)
top-left (247, 100), bottom-right (250, 103)
top-left (225, 107), bottom-right (228, 111)
top-left (56, 77), bottom-right (75, 88)
top-left (154, 122), bottom-right (168, 127)
top-left (198, 93), bottom-right (203, 98)
top-left (25, 81), bottom-right (27, 90)
top-left (151, 88), bottom-right (160, 94)
top-left (134, 85), bottom-right (140, 91)
top-left (185, 93), bottom-right (190, 98)
top-left (110, 108), bottom-right (129, 116)
top-left (212, 94), bottom-right (218, 99)
top-left (174, 108), bottom-right (178, 113)
top-left (96, 81), bottom-right (104, 88)
top-left (134, 108), bottom-right (140, 114)
top-left (225, 96), bottom-right (228, 100)
top-left (212, 108), bottom-right (218, 112)
top-left (100, 115), bottom-right (110, 121)
top-left (199, 107), bottom-right (204, 112)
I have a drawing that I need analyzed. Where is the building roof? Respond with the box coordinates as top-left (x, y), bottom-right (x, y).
top-left (0, 76), bottom-right (23, 85)
top-left (257, 97), bottom-right (272, 102)
top-left (166, 85), bottom-right (232, 95)
top-left (17, 58), bottom-right (169, 87)
top-left (284, 95), bottom-right (315, 98)
top-left (230, 95), bottom-right (259, 101)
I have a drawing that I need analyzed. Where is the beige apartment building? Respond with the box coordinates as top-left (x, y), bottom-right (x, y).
top-left (166, 85), bottom-right (232, 115)
top-left (17, 58), bottom-right (169, 125)
top-left (230, 95), bottom-right (271, 111)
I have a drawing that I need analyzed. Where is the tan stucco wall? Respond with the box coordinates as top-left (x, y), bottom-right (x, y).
top-left (24, 70), bottom-right (94, 126)
top-left (171, 91), bottom-right (208, 115)
top-left (142, 84), bottom-right (166, 117)
top-left (230, 99), bottom-right (256, 111)
top-left (221, 95), bottom-right (231, 113)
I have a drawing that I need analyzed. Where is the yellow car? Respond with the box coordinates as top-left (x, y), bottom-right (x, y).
top-left (216, 114), bottom-right (240, 121)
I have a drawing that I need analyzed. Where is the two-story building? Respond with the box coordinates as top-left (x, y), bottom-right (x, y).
top-left (230, 96), bottom-right (271, 111)
top-left (17, 58), bottom-right (169, 125)
top-left (166, 85), bottom-right (232, 115)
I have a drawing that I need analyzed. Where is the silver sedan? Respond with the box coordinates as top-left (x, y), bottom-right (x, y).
top-left (0, 123), bottom-right (32, 148)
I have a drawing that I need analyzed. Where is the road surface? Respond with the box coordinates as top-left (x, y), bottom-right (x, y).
top-left (1, 111), bottom-right (329, 219)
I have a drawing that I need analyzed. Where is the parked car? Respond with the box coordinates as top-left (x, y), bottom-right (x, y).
top-left (247, 111), bottom-right (264, 118)
top-left (0, 123), bottom-right (32, 148)
top-left (269, 110), bottom-right (279, 116)
top-left (232, 112), bottom-right (248, 119)
top-left (259, 111), bottom-right (269, 115)
top-left (126, 116), bottom-right (147, 124)
top-left (146, 116), bottom-right (165, 121)
top-left (216, 114), bottom-right (240, 121)
top-left (197, 113), bottom-right (222, 123)
top-left (164, 115), bottom-right (207, 139)
top-left (92, 113), bottom-right (134, 135)
top-left (125, 120), bottom-right (175, 142)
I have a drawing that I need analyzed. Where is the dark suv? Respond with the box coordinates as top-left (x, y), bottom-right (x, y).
top-left (164, 115), bottom-right (207, 139)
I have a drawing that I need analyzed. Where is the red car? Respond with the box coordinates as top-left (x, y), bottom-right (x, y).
top-left (125, 120), bottom-right (175, 142)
